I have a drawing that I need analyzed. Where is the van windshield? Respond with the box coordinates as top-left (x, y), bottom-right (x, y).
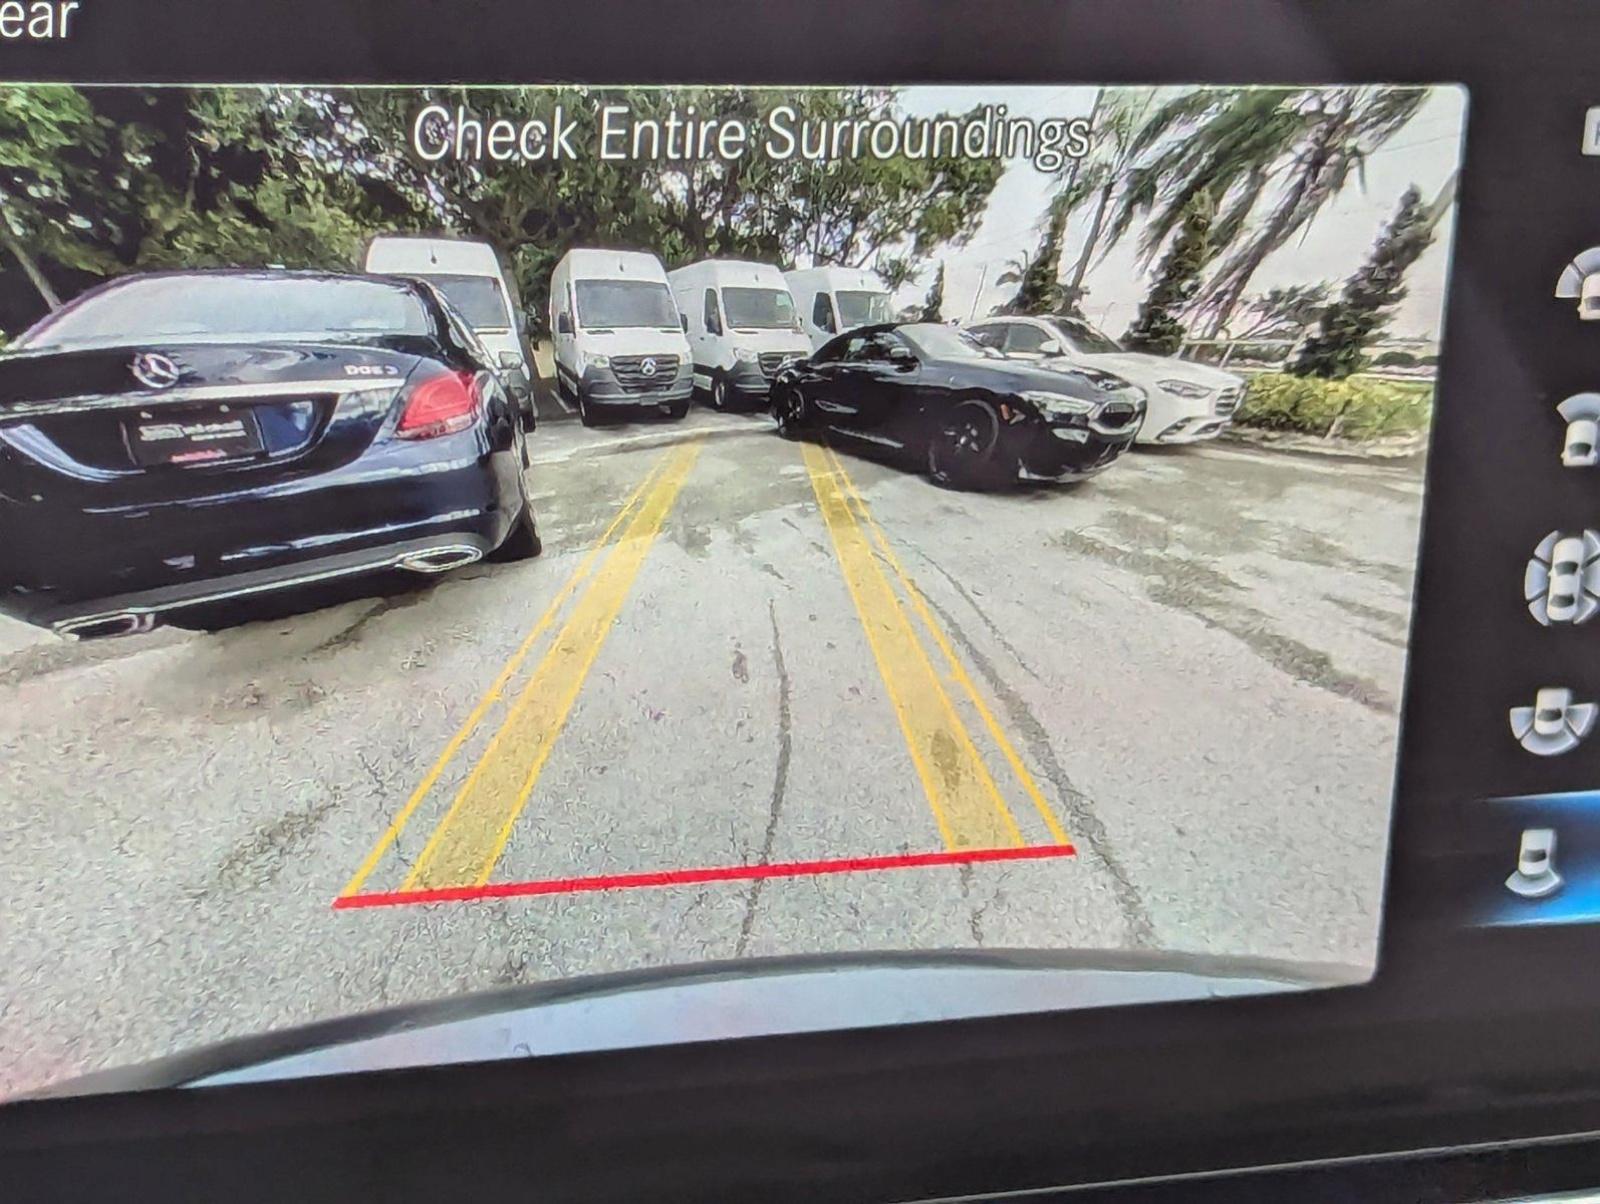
top-left (576, 280), bottom-right (680, 330)
top-left (837, 290), bottom-right (894, 327)
top-left (723, 287), bottom-right (797, 331)
top-left (423, 274), bottom-right (512, 330)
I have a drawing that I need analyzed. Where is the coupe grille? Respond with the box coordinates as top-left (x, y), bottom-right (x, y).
top-left (610, 354), bottom-right (679, 393)
top-left (1093, 401), bottom-right (1140, 431)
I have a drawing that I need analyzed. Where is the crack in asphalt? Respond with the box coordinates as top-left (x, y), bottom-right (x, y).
top-left (915, 553), bottom-right (1043, 685)
top-left (208, 793), bottom-right (340, 894)
top-left (1056, 529), bottom-right (1396, 715)
top-left (736, 600), bottom-right (792, 958)
top-left (920, 589), bottom-right (1159, 951)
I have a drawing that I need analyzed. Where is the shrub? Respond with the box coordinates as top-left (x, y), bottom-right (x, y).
top-left (1235, 372), bottom-right (1433, 440)
top-left (1372, 349), bottom-right (1419, 368)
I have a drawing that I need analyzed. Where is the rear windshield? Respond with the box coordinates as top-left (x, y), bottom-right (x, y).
top-left (18, 275), bottom-right (433, 350)
top-left (576, 280), bottom-right (679, 330)
top-left (722, 287), bottom-right (797, 331)
top-left (422, 273), bottom-right (512, 330)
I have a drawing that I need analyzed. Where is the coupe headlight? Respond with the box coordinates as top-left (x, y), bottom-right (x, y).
top-left (1020, 389), bottom-right (1095, 416)
top-left (587, 353), bottom-right (610, 368)
top-left (1158, 378), bottom-right (1211, 399)
top-left (734, 347), bottom-right (760, 364)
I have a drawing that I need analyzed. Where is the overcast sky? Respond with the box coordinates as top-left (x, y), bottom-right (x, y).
top-left (892, 84), bottom-right (1467, 345)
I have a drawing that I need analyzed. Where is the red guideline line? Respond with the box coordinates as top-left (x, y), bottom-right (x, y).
top-left (333, 843), bottom-right (1077, 910)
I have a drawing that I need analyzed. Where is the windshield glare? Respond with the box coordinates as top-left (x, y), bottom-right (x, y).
top-left (1044, 316), bottom-right (1123, 355)
top-left (836, 290), bottom-right (894, 327)
top-left (423, 274), bottom-right (511, 330)
top-left (902, 324), bottom-right (997, 360)
top-left (722, 286), bottom-right (797, 330)
top-left (577, 280), bottom-right (679, 330)
top-left (18, 276), bottom-right (432, 349)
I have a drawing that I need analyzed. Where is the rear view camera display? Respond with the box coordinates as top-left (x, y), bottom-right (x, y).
top-left (0, 83), bottom-right (1464, 1095)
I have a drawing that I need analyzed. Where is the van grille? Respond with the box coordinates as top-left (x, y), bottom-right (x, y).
top-left (759, 352), bottom-right (800, 378)
top-left (610, 354), bottom-right (679, 393)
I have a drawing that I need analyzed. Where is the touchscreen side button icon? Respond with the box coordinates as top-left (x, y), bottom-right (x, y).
top-left (1507, 828), bottom-right (1564, 900)
top-left (1510, 687), bottom-right (1598, 755)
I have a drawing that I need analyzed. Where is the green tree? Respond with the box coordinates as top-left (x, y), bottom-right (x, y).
top-left (1234, 282), bottom-right (1332, 340)
top-left (919, 261), bottom-right (945, 321)
top-left (1122, 188), bottom-right (1213, 354)
top-left (995, 196), bottom-right (1070, 315)
top-left (1289, 185), bottom-right (1434, 380)
top-left (1101, 86), bottom-right (1426, 336)
top-left (321, 87), bottom-right (1003, 316)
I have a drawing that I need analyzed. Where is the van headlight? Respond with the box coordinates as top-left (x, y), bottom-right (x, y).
top-left (586, 353), bottom-right (610, 369)
top-left (1020, 390), bottom-right (1095, 416)
top-left (1158, 379), bottom-right (1210, 399)
top-left (734, 347), bottom-right (760, 363)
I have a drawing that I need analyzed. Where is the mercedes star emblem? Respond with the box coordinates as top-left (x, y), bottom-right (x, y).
top-left (129, 352), bottom-right (181, 390)
top-left (640, 357), bottom-right (658, 378)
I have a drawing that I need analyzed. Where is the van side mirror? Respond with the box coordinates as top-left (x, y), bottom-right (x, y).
top-left (680, 313), bottom-right (689, 333)
top-left (557, 312), bottom-right (572, 336)
top-left (708, 313), bottom-right (723, 336)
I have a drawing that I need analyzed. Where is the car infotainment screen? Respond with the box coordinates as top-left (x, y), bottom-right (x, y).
top-left (0, 81), bottom-right (1466, 1097)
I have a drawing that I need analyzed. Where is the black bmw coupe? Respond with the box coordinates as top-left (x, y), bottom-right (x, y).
top-left (0, 269), bottom-right (541, 638)
top-left (771, 322), bottom-right (1145, 488)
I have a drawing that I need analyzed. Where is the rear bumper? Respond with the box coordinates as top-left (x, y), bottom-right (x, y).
top-left (45, 534), bottom-right (496, 634)
top-left (0, 429), bottom-right (521, 630)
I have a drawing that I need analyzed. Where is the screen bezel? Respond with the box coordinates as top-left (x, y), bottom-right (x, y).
top-left (7, 0), bottom-right (1600, 1197)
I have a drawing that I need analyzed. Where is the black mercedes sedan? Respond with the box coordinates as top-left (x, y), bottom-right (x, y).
top-left (0, 269), bottom-right (540, 638)
top-left (770, 322), bottom-right (1146, 488)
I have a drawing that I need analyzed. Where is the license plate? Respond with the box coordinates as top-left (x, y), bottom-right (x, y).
top-left (125, 408), bottom-right (264, 467)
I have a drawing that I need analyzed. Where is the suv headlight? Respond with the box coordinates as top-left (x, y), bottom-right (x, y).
top-left (1020, 390), bottom-right (1095, 416)
top-left (734, 347), bottom-right (760, 363)
top-left (1158, 378), bottom-right (1211, 399)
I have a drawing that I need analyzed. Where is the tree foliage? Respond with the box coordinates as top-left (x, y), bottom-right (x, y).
top-left (1289, 184), bottom-right (1434, 379)
top-left (1121, 188), bottom-right (1213, 354)
top-left (0, 85), bottom-right (1004, 333)
top-left (1098, 86), bottom-right (1426, 336)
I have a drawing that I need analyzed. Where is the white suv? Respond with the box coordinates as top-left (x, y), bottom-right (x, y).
top-left (967, 315), bottom-right (1245, 445)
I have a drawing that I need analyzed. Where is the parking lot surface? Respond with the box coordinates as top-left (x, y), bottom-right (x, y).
top-left (0, 408), bottom-right (1422, 1096)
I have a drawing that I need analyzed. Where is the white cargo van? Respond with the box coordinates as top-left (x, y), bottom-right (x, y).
top-left (667, 260), bottom-right (811, 410)
top-left (549, 249), bottom-right (693, 426)
top-left (785, 266), bottom-right (895, 350)
top-left (362, 235), bottom-right (536, 419)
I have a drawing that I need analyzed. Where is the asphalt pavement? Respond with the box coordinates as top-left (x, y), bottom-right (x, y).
top-left (0, 408), bottom-right (1423, 1097)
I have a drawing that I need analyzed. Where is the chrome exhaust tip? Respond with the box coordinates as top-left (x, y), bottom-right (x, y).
top-left (56, 612), bottom-right (158, 641)
top-left (395, 545), bottom-right (484, 575)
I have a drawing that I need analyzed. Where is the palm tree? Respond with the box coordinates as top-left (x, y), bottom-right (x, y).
top-left (1056, 87), bottom-right (1164, 306)
top-left (1100, 86), bottom-right (1427, 337)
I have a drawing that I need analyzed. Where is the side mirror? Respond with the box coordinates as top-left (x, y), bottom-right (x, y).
top-left (888, 345), bottom-right (916, 369)
top-left (556, 312), bottom-right (573, 336)
top-left (708, 314), bottom-right (723, 336)
top-left (1039, 338), bottom-right (1064, 356)
top-left (680, 313), bottom-right (689, 333)
top-left (497, 350), bottom-right (521, 370)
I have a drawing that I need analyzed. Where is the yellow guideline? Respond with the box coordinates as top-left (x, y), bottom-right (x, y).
top-left (801, 441), bottom-right (1023, 850)
top-left (402, 438), bottom-right (703, 891)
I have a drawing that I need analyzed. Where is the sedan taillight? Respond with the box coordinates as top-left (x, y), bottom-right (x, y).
top-left (397, 370), bottom-right (480, 439)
